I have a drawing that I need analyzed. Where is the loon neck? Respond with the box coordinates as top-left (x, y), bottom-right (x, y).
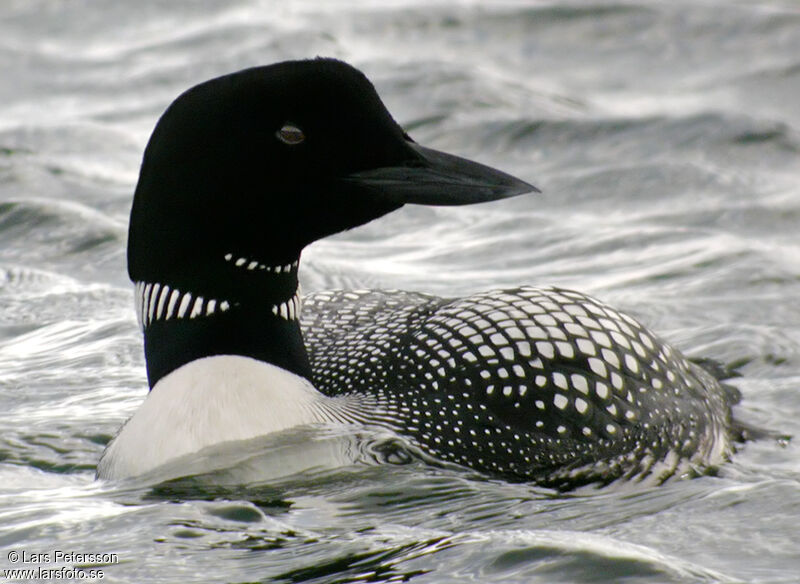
top-left (134, 255), bottom-right (308, 388)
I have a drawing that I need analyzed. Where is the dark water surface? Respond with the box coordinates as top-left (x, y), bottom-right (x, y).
top-left (1, 1), bottom-right (799, 582)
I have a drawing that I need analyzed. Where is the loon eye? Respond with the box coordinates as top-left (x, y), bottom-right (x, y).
top-left (276, 123), bottom-right (305, 145)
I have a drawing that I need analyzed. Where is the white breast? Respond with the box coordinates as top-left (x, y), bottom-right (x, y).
top-left (97, 355), bottom-right (357, 480)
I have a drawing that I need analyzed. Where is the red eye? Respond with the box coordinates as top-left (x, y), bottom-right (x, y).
top-left (276, 123), bottom-right (305, 145)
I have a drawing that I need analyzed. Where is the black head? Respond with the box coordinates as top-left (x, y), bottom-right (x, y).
top-left (128, 58), bottom-right (537, 290)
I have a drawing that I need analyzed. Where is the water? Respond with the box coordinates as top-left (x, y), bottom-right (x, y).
top-left (2, 0), bottom-right (799, 582)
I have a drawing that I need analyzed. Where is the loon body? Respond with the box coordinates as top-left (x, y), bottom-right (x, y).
top-left (98, 59), bottom-right (738, 486)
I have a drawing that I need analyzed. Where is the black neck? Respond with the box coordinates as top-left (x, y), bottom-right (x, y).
top-left (142, 304), bottom-right (311, 388)
top-left (136, 258), bottom-right (310, 388)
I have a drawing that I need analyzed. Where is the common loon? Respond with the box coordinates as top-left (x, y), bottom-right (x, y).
top-left (98, 58), bottom-right (740, 486)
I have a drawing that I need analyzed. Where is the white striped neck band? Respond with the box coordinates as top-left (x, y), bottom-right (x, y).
top-left (134, 281), bottom-right (301, 329)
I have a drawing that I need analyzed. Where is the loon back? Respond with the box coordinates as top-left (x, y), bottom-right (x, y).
top-left (301, 288), bottom-right (735, 486)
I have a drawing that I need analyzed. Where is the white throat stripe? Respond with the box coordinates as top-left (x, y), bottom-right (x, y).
top-left (224, 253), bottom-right (298, 274)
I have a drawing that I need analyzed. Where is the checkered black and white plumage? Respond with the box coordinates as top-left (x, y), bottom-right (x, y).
top-left (301, 287), bottom-right (736, 487)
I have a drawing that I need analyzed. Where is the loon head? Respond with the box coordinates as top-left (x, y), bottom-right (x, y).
top-left (127, 58), bottom-right (537, 387)
top-left (129, 58), bottom-right (536, 286)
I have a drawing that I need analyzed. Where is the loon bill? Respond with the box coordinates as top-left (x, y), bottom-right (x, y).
top-left (97, 58), bottom-right (741, 487)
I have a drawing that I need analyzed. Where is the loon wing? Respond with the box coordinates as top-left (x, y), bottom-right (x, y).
top-left (300, 288), bottom-right (735, 487)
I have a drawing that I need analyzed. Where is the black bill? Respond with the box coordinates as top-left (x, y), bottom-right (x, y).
top-left (343, 142), bottom-right (539, 205)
